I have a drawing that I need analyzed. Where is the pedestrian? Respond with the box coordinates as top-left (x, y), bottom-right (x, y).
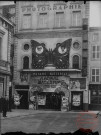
top-left (2, 96), bottom-right (8, 117)
top-left (0, 96), bottom-right (3, 113)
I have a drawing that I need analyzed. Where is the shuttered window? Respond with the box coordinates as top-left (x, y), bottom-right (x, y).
top-left (55, 12), bottom-right (65, 27)
top-left (38, 13), bottom-right (48, 28)
top-left (22, 14), bottom-right (31, 29)
top-left (72, 11), bottom-right (82, 26)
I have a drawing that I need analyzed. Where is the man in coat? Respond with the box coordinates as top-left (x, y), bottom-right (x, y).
top-left (2, 96), bottom-right (8, 117)
top-left (0, 96), bottom-right (3, 113)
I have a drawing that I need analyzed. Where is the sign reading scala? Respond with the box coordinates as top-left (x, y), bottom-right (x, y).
top-left (21, 3), bottom-right (82, 12)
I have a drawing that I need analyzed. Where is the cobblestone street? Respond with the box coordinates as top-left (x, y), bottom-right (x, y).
top-left (1, 110), bottom-right (101, 134)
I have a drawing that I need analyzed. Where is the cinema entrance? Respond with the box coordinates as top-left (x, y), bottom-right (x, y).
top-left (37, 92), bottom-right (62, 110)
top-left (29, 71), bottom-right (69, 111)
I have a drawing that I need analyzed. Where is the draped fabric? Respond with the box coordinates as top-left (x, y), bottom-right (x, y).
top-left (31, 40), bottom-right (48, 69)
top-left (31, 39), bottom-right (72, 69)
top-left (53, 39), bottom-right (72, 69)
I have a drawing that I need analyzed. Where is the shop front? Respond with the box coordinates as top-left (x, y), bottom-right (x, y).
top-left (29, 71), bottom-right (70, 111)
top-left (28, 71), bottom-right (87, 111)
top-left (69, 77), bottom-right (87, 111)
top-left (14, 85), bottom-right (29, 109)
top-left (89, 84), bottom-right (101, 110)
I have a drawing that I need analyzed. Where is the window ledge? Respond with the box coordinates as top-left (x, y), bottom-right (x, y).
top-left (36, 28), bottom-right (50, 30)
top-left (69, 26), bottom-right (82, 28)
top-left (91, 58), bottom-right (100, 61)
top-left (19, 28), bottom-right (33, 31)
top-left (53, 27), bottom-right (66, 29)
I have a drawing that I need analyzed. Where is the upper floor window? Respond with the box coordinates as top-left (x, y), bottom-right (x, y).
top-left (0, 8), bottom-right (3, 14)
top-left (9, 8), bottom-right (15, 14)
top-left (22, 14), bottom-right (31, 29)
top-left (92, 33), bottom-right (99, 42)
top-left (72, 55), bottom-right (79, 69)
top-left (72, 11), bottom-right (82, 27)
top-left (38, 13), bottom-right (48, 28)
top-left (91, 68), bottom-right (100, 82)
top-left (10, 16), bottom-right (15, 23)
top-left (92, 45), bottom-right (100, 59)
top-left (0, 37), bottom-right (2, 59)
top-left (23, 56), bottom-right (29, 69)
top-left (55, 12), bottom-right (65, 28)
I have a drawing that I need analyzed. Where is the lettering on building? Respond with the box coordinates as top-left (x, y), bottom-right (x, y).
top-left (21, 4), bottom-right (82, 13)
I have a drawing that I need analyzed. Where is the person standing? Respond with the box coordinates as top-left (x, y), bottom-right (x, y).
top-left (0, 96), bottom-right (3, 113)
top-left (2, 96), bottom-right (8, 117)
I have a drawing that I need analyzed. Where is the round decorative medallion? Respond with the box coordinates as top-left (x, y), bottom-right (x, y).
top-left (73, 42), bottom-right (80, 50)
top-left (58, 46), bottom-right (67, 54)
top-left (36, 46), bottom-right (43, 54)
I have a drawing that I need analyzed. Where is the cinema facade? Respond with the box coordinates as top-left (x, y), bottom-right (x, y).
top-left (13, 1), bottom-right (89, 111)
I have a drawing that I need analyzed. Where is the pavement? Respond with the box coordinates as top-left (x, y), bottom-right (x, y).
top-left (0, 109), bottom-right (99, 120)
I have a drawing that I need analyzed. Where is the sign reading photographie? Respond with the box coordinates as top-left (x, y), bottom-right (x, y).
top-left (21, 3), bottom-right (83, 13)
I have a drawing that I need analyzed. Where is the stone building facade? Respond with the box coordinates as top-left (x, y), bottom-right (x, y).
top-left (13, 1), bottom-right (89, 110)
top-left (0, 14), bottom-right (14, 98)
top-left (88, 27), bottom-right (101, 110)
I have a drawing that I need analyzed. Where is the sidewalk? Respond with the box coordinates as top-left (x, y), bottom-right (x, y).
top-left (1, 109), bottom-right (99, 120)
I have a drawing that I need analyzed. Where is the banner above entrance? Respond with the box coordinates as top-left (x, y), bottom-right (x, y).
top-left (31, 71), bottom-right (69, 76)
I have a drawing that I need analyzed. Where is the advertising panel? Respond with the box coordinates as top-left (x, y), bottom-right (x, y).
top-left (38, 95), bottom-right (46, 105)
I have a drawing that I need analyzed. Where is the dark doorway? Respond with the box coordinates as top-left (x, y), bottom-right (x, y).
top-left (17, 90), bottom-right (29, 109)
top-left (71, 91), bottom-right (83, 110)
top-left (38, 92), bottom-right (61, 110)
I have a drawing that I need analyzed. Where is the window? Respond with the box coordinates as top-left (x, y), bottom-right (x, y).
top-left (55, 12), bottom-right (65, 27)
top-left (10, 16), bottom-right (15, 23)
top-left (72, 11), bottom-right (82, 26)
top-left (0, 37), bottom-right (2, 59)
top-left (91, 68), bottom-right (100, 82)
top-left (92, 45), bottom-right (100, 59)
top-left (0, 9), bottom-right (3, 14)
top-left (9, 8), bottom-right (15, 14)
top-left (38, 13), bottom-right (48, 28)
top-left (22, 14), bottom-right (31, 29)
top-left (23, 44), bottom-right (29, 51)
top-left (93, 33), bottom-right (99, 41)
top-left (72, 55), bottom-right (79, 69)
top-left (23, 56), bottom-right (29, 69)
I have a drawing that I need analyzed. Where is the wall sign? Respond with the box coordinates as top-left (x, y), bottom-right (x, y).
top-left (31, 71), bottom-right (68, 76)
top-left (38, 95), bottom-right (46, 105)
top-left (70, 78), bottom-right (86, 89)
top-left (21, 3), bottom-right (82, 13)
top-left (72, 94), bottom-right (80, 106)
